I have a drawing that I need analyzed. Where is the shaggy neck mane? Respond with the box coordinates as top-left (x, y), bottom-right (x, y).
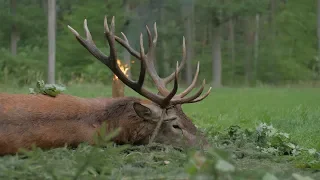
top-left (95, 96), bottom-right (154, 144)
top-left (103, 97), bottom-right (140, 121)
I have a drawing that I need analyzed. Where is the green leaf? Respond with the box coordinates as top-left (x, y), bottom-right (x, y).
top-left (29, 88), bottom-right (35, 94)
top-left (262, 173), bottom-right (278, 180)
top-left (28, 80), bottom-right (66, 97)
top-left (214, 159), bottom-right (235, 173)
top-left (292, 173), bottom-right (314, 180)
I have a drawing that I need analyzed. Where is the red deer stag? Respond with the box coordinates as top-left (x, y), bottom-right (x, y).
top-left (0, 16), bottom-right (211, 155)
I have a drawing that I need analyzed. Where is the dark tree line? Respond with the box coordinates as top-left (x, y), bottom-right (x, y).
top-left (0, 0), bottom-right (318, 87)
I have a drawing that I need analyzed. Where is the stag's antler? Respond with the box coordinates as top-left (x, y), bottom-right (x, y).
top-left (68, 16), bottom-right (211, 108)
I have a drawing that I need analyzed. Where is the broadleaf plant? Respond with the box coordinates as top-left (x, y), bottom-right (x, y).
top-left (29, 80), bottom-right (66, 97)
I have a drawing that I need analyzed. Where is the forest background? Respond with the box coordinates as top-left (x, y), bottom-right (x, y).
top-left (0, 0), bottom-right (318, 88)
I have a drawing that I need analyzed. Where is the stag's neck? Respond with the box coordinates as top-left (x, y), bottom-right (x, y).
top-left (83, 96), bottom-right (137, 122)
top-left (86, 96), bottom-right (148, 144)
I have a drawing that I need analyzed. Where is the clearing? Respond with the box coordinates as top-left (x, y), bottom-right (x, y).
top-left (0, 84), bottom-right (319, 179)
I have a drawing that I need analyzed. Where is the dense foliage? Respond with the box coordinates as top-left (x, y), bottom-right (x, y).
top-left (0, 0), bottom-right (319, 86)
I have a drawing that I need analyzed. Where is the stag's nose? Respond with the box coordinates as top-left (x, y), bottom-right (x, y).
top-left (170, 121), bottom-right (183, 134)
top-left (201, 140), bottom-right (211, 150)
top-left (172, 124), bottom-right (180, 129)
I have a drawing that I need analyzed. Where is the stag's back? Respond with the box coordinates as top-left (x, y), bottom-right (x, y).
top-left (0, 93), bottom-right (116, 155)
top-left (0, 93), bottom-right (107, 122)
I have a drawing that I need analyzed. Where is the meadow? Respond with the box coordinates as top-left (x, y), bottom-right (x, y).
top-left (0, 83), bottom-right (319, 179)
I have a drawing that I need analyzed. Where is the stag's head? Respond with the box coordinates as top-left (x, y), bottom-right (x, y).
top-left (68, 16), bottom-right (211, 149)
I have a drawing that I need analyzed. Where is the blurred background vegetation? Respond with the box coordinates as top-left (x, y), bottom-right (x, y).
top-left (0, 0), bottom-right (319, 87)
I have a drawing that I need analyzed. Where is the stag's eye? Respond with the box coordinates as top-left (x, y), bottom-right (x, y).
top-left (164, 117), bottom-right (176, 122)
top-left (166, 107), bottom-right (174, 114)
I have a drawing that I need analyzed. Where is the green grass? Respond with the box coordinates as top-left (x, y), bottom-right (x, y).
top-left (183, 87), bottom-right (320, 150)
top-left (0, 83), bottom-right (319, 179)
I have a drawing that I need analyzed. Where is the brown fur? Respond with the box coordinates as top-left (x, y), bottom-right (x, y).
top-left (0, 93), bottom-right (207, 155)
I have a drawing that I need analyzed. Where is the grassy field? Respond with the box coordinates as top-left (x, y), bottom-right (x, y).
top-left (0, 83), bottom-right (319, 179)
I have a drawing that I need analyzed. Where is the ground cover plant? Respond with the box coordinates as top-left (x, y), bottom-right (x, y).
top-left (0, 83), bottom-right (319, 179)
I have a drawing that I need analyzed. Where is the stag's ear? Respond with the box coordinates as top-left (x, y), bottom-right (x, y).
top-left (133, 102), bottom-right (153, 120)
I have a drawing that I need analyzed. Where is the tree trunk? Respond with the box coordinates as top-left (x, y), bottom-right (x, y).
top-left (244, 17), bottom-right (254, 85)
top-left (159, 2), bottom-right (167, 78)
top-left (201, 24), bottom-right (208, 47)
top-left (10, 0), bottom-right (19, 56)
top-left (182, 0), bottom-right (194, 85)
top-left (317, 0), bottom-right (320, 82)
top-left (40, 0), bottom-right (47, 14)
top-left (211, 23), bottom-right (222, 88)
top-left (122, 0), bottom-right (132, 78)
top-left (253, 14), bottom-right (260, 83)
top-left (317, 0), bottom-right (320, 60)
top-left (48, 0), bottom-right (56, 84)
top-left (228, 18), bottom-right (235, 84)
top-left (112, 76), bottom-right (125, 98)
top-left (270, 0), bottom-right (277, 41)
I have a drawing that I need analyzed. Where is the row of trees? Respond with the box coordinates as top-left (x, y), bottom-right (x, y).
top-left (0, 0), bottom-right (319, 87)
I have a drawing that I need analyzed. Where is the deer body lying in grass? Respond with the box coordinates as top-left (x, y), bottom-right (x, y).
top-left (0, 16), bottom-right (211, 155)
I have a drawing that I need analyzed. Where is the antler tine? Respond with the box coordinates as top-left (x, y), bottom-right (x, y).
top-left (110, 16), bottom-right (115, 33)
top-left (137, 58), bottom-right (146, 86)
top-left (84, 19), bottom-right (92, 41)
top-left (110, 18), bottom-right (140, 60)
top-left (68, 19), bottom-right (109, 63)
top-left (187, 87), bottom-right (212, 104)
top-left (138, 33), bottom-right (147, 86)
top-left (114, 34), bottom-right (140, 59)
top-left (146, 25), bottom-right (153, 50)
top-left (145, 22), bottom-right (157, 63)
top-left (163, 36), bottom-right (187, 85)
top-left (162, 62), bottom-right (179, 106)
top-left (106, 16), bottom-right (117, 66)
top-left (103, 16), bottom-right (109, 32)
top-left (139, 33), bottom-right (145, 57)
top-left (178, 61), bottom-right (200, 98)
top-left (153, 22), bottom-right (158, 43)
top-left (172, 79), bottom-right (205, 105)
